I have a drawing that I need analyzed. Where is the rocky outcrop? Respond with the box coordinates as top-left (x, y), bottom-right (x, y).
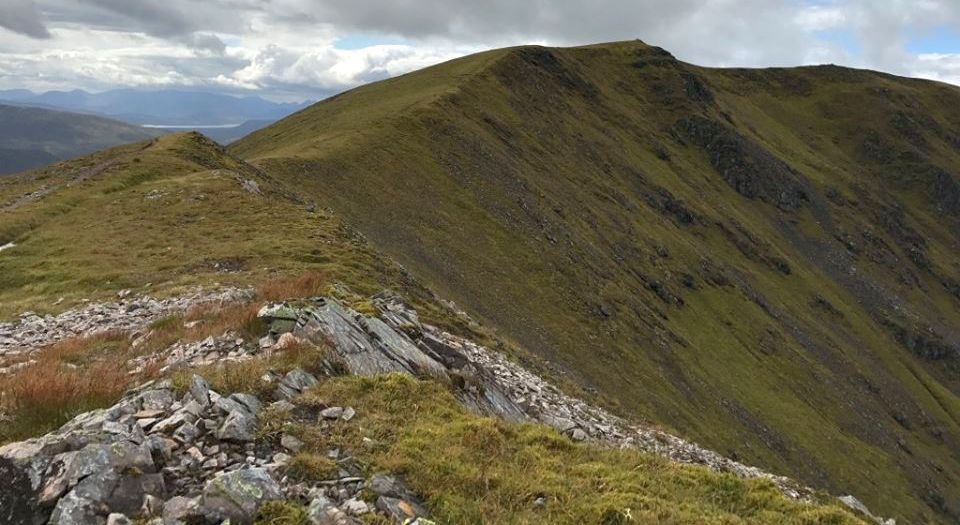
top-left (0, 371), bottom-right (431, 525)
top-left (674, 115), bottom-right (809, 211)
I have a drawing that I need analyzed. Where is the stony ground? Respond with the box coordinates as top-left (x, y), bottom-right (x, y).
top-left (0, 287), bottom-right (253, 376)
top-left (0, 288), bottom-right (893, 524)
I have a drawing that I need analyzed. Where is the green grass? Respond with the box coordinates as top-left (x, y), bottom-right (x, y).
top-left (288, 373), bottom-right (863, 525)
top-left (231, 41), bottom-right (960, 522)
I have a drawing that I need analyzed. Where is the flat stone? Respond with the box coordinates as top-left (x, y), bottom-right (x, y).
top-left (341, 498), bottom-right (370, 515)
top-left (106, 513), bottom-right (131, 525)
top-left (151, 412), bottom-right (193, 434)
top-left (541, 415), bottom-right (577, 433)
top-left (133, 410), bottom-right (165, 420)
top-left (320, 407), bottom-right (344, 420)
top-left (138, 390), bottom-right (175, 412)
top-left (230, 393), bottom-right (262, 415)
top-left (214, 395), bottom-right (249, 417)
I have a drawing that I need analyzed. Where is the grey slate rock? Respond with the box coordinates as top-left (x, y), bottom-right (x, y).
top-left (199, 468), bottom-right (282, 525)
top-left (188, 375), bottom-right (211, 407)
top-left (162, 496), bottom-right (201, 522)
top-left (230, 393), bottom-right (262, 415)
top-left (276, 368), bottom-right (319, 399)
top-left (48, 491), bottom-right (105, 525)
top-left (217, 412), bottom-right (256, 443)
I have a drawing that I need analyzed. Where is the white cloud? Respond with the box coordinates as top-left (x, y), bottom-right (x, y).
top-left (1, 1), bottom-right (960, 100)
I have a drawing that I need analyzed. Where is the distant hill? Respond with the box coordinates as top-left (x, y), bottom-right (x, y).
top-left (144, 119), bottom-right (276, 145)
top-left (0, 104), bottom-right (160, 174)
top-left (233, 41), bottom-right (960, 522)
top-left (0, 88), bottom-right (311, 126)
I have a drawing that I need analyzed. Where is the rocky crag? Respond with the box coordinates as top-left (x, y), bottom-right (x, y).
top-left (0, 289), bottom-right (890, 524)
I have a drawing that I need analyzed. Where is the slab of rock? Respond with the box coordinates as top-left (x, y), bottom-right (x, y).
top-left (199, 468), bottom-right (282, 525)
top-left (276, 368), bottom-right (319, 399)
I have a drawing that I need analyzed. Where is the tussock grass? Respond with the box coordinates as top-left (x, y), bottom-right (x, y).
top-left (285, 452), bottom-right (338, 482)
top-left (0, 332), bottom-right (137, 442)
top-left (257, 271), bottom-right (328, 302)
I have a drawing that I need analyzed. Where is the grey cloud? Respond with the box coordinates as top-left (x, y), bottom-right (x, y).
top-left (0, 0), bottom-right (51, 39)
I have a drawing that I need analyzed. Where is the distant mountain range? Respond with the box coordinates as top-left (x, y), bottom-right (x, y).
top-left (0, 104), bottom-right (161, 174)
top-left (0, 88), bottom-right (311, 126)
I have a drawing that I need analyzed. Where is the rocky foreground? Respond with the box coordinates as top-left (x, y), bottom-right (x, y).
top-left (0, 289), bottom-right (893, 524)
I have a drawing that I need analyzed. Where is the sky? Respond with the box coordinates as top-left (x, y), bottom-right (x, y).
top-left (2, 0), bottom-right (960, 102)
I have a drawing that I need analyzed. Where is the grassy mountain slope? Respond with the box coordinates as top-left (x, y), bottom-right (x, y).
top-left (0, 104), bottom-right (161, 174)
top-left (233, 41), bottom-right (960, 522)
top-left (0, 133), bottom-right (454, 327)
top-left (0, 132), bottom-right (868, 524)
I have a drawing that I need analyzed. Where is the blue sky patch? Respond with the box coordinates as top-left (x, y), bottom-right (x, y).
top-left (906, 26), bottom-right (960, 54)
top-left (334, 34), bottom-right (409, 50)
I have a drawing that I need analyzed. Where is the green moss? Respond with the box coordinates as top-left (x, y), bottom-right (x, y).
top-left (255, 501), bottom-right (309, 525)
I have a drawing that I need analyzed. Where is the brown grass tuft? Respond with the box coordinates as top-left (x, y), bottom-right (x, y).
top-left (0, 353), bottom-right (133, 443)
top-left (257, 271), bottom-right (328, 302)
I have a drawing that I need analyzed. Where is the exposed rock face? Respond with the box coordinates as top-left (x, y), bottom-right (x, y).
top-left (674, 115), bottom-right (809, 211)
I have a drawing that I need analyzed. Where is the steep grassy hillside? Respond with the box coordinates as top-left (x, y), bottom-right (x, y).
top-left (0, 104), bottom-right (161, 174)
top-left (233, 41), bottom-right (960, 522)
top-left (0, 131), bottom-right (869, 524)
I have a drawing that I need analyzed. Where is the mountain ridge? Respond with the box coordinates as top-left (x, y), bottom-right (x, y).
top-left (232, 40), bottom-right (960, 522)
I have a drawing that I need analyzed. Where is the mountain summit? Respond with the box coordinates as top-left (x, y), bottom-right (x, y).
top-left (233, 40), bottom-right (960, 522)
